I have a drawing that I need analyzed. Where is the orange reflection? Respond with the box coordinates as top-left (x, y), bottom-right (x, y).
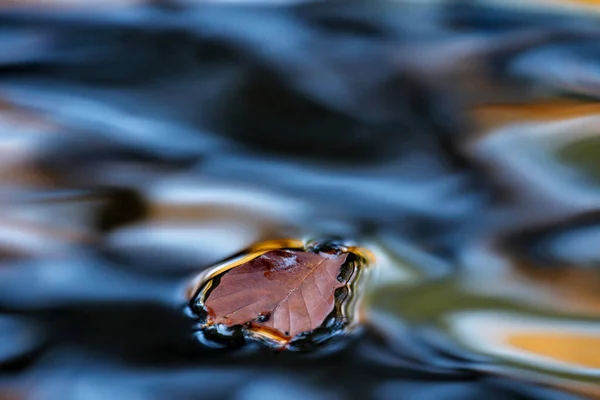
top-left (507, 331), bottom-right (600, 369)
top-left (565, 0), bottom-right (600, 4)
top-left (473, 100), bottom-right (600, 133)
top-left (449, 312), bottom-right (600, 398)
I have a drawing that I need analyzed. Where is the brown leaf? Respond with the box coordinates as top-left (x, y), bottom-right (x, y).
top-left (204, 249), bottom-right (348, 339)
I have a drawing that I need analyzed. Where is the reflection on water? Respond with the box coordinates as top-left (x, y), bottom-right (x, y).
top-left (448, 312), bottom-right (600, 375)
top-left (0, 0), bottom-right (600, 399)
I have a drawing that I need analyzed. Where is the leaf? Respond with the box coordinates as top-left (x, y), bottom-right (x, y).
top-left (203, 249), bottom-right (348, 340)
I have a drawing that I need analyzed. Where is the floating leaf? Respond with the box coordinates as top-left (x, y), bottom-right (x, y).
top-left (189, 240), bottom-right (373, 350)
top-left (205, 249), bottom-right (347, 339)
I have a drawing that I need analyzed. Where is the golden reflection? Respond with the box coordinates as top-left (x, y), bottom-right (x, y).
top-left (447, 312), bottom-right (600, 397)
top-left (507, 332), bottom-right (600, 369)
top-left (448, 311), bottom-right (600, 378)
top-left (564, 0), bottom-right (600, 5)
top-left (473, 100), bottom-right (600, 133)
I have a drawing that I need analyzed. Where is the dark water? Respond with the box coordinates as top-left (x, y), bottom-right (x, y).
top-left (1, 1), bottom-right (600, 399)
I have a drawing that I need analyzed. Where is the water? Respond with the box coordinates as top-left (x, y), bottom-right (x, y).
top-left (0, 1), bottom-right (599, 399)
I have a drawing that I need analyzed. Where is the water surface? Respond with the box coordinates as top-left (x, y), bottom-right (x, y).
top-left (0, 1), bottom-right (600, 399)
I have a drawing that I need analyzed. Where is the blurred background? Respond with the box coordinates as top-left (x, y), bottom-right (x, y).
top-left (0, 0), bottom-right (599, 399)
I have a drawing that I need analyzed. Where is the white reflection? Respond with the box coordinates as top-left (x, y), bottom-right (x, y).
top-left (107, 222), bottom-right (259, 265)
